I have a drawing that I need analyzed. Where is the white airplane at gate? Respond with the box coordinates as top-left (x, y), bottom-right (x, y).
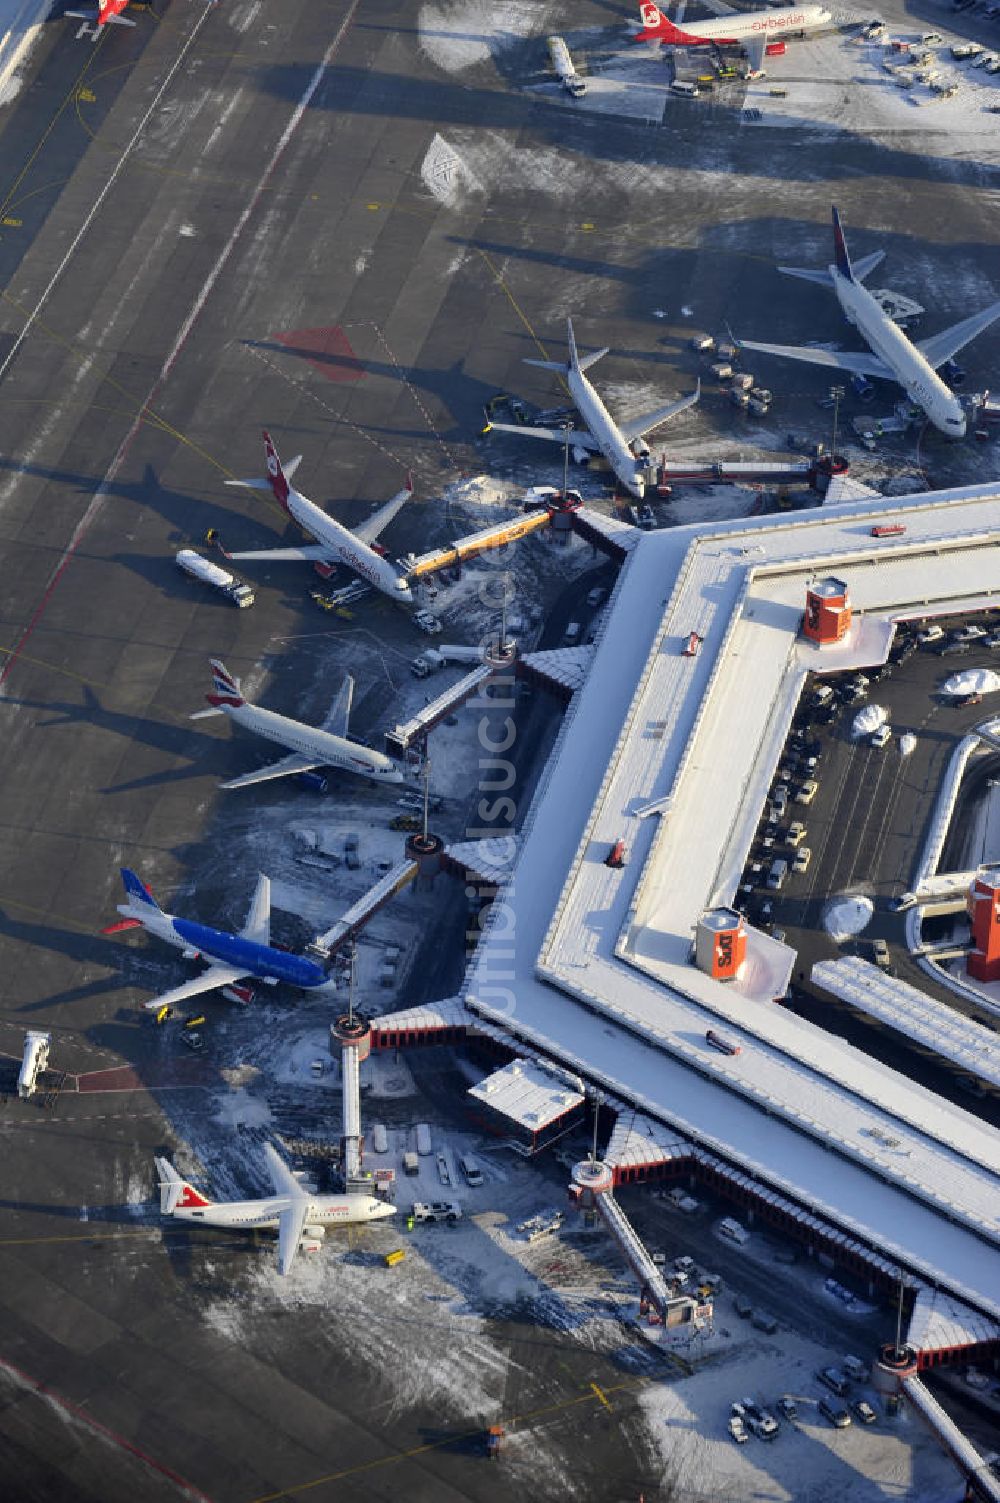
top-left (486, 317), bottom-right (699, 500)
top-left (737, 207), bottom-right (1000, 439)
top-left (223, 432), bottom-right (414, 602)
top-left (635, 0), bottom-right (831, 67)
top-left (155, 1144), bottom-right (396, 1275)
top-left (193, 659), bottom-right (407, 790)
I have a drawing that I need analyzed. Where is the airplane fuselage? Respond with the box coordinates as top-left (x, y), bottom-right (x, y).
top-left (223, 700), bottom-right (405, 783)
top-left (116, 905), bottom-right (336, 990)
top-left (570, 366), bottom-right (646, 500)
top-left (288, 488), bottom-right (413, 603)
top-left (638, 2), bottom-right (830, 45)
top-left (831, 267), bottom-right (966, 437)
top-left (171, 1194), bottom-right (396, 1230)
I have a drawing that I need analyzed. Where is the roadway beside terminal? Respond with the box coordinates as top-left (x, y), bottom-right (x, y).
top-left (457, 479), bottom-right (1000, 1322)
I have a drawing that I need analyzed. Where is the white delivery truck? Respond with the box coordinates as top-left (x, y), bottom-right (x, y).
top-left (175, 550), bottom-right (255, 607)
top-left (18, 1031), bottom-right (50, 1099)
top-left (410, 642), bottom-right (489, 678)
top-left (547, 35), bottom-right (587, 96)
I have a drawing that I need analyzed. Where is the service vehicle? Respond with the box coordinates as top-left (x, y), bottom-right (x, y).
top-left (741, 1397), bottom-right (779, 1438)
top-left (710, 361), bottom-right (733, 380)
top-left (952, 623), bottom-right (987, 641)
top-left (412, 610), bottom-right (442, 635)
top-left (871, 724), bottom-right (892, 749)
top-left (667, 1186), bottom-right (700, 1212)
top-left (176, 549), bottom-right (255, 607)
top-left (673, 1255), bottom-right (696, 1274)
top-left (690, 334), bottom-right (715, 352)
top-left (180, 1031), bottom-right (205, 1051)
top-left (718, 1216), bottom-right (750, 1245)
top-left (390, 813), bottom-right (422, 832)
top-left (411, 1200), bottom-right (462, 1223)
top-left (852, 1399), bottom-right (877, 1424)
top-left (460, 1155), bottom-right (484, 1187)
top-left (777, 1395), bottom-right (798, 1421)
top-left (546, 33), bottom-right (587, 95)
top-left (403, 1151), bottom-right (420, 1176)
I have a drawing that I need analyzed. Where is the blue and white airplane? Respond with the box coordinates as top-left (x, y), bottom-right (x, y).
top-left (106, 868), bottom-right (337, 1012)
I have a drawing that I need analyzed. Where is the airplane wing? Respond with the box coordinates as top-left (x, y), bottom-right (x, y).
top-left (240, 874), bottom-right (271, 947)
top-left (320, 675), bottom-right (354, 739)
top-left (226, 545), bottom-right (333, 563)
top-left (736, 339), bottom-right (892, 379)
top-left (277, 1200), bottom-right (310, 1275)
top-left (354, 477), bottom-right (413, 546)
top-left (140, 962), bottom-right (249, 1012)
top-left (220, 753), bottom-right (323, 790)
top-left (620, 382), bottom-right (701, 442)
top-left (487, 420), bottom-right (598, 451)
top-left (263, 1142), bottom-right (308, 1200)
top-left (917, 300), bottom-right (1000, 370)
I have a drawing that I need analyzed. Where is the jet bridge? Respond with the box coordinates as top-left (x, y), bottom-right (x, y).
top-left (901, 1375), bottom-right (1000, 1503)
top-left (385, 664), bottom-right (496, 758)
top-left (307, 860), bottom-right (417, 961)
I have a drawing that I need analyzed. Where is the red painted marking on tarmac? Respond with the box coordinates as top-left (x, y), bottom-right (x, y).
top-left (76, 1059), bottom-right (214, 1093)
top-left (0, 1352), bottom-right (217, 1503)
top-left (272, 325), bottom-right (365, 382)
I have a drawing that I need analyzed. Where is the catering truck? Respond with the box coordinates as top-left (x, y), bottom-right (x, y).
top-left (175, 549), bottom-right (255, 607)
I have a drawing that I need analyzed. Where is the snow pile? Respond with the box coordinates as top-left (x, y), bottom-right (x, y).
top-left (852, 703), bottom-right (887, 737)
top-left (215, 1088), bottom-right (273, 1130)
top-left (899, 732), bottom-right (917, 757)
top-left (823, 894), bottom-right (874, 942)
top-left (418, 0), bottom-right (542, 72)
top-left (941, 668), bottom-right (1000, 698)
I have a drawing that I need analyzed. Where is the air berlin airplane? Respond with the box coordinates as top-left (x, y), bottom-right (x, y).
top-left (634, 0), bottom-right (831, 51)
top-left (66, 0), bottom-right (137, 27)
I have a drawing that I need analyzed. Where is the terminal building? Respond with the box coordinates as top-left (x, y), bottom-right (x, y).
top-left (373, 477), bottom-right (1000, 1366)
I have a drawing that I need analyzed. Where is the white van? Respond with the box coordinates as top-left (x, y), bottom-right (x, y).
top-left (718, 1216), bottom-right (750, 1246)
top-left (415, 1122), bottom-right (432, 1155)
top-left (371, 1123), bottom-right (389, 1155)
top-left (767, 858), bottom-right (788, 891)
top-left (671, 79), bottom-right (699, 97)
top-left (459, 1155), bottom-right (484, 1187)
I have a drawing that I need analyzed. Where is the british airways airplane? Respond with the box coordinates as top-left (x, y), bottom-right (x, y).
top-left (737, 208), bottom-right (1000, 439)
top-left (222, 432), bottom-right (414, 603)
top-left (192, 659), bottom-right (407, 791)
top-left (106, 868), bottom-right (339, 1013)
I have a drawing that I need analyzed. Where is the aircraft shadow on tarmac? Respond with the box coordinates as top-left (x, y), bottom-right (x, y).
top-left (253, 61), bottom-right (998, 183)
top-left (244, 340), bottom-right (500, 449)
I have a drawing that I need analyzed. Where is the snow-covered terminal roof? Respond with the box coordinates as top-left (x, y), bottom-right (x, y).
top-left (461, 481), bottom-right (1000, 1320)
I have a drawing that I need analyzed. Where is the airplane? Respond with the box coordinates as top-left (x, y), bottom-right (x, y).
top-left (634, 0), bottom-right (830, 69)
top-left (65, 0), bottom-right (136, 26)
top-left (485, 317), bottom-right (699, 500)
top-left (155, 1143), bottom-right (397, 1275)
top-left (736, 207), bottom-right (1000, 439)
top-left (192, 659), bottom-right (408, 790)
top-left (222, 432), bottom-right (414, 603)
top-left (105, 867), bottom-right (342, 1011)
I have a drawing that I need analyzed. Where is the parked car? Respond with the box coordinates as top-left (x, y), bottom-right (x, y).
top-left (819, 1397), bottom-right (852, 1428)
top-left (818, 1367), bottom-right (850, 1397)
top-left (728, 1415), bottom-right (748, 1444)
top-left (740, 1396), bottom-right (779, 1438)
top-left (795, 780), bottom-right (818, 805)
top-left (917, 623), bottom-right (944, 644)
top-left (952, 623), bottom-right (987, 641)
top-left (793, 847), bottom-right (812, 874)
top-left (853, 1399), bottom-right (877, 1425)
top-left (778, 1395), bottom-right (798, 1421)
top-left (871, 724), bottom-right (892, 749)
top-left (937, 639), bottom-right (971, 656)
top-left (786, 822), bottom-right (808, 848)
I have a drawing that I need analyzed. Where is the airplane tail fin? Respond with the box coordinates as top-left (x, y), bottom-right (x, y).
top-left (832, 206), bottom-right (854, 283)
top-left (566, 318), bottom-right (610, 374)
top-left (120, 868), bottom-right (161, 913)
top-left (155, 1157), bottom-right (212, 1215)
top-left (205, 658), bottom-right (245, 710)
top-left (225, 431), bottom-right (301, 512)
top-left (635, 0), bottom-right (698, 43)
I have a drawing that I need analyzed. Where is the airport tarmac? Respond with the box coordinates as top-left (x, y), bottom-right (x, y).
top-left (0, 0), bottom-right (999, 1494)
